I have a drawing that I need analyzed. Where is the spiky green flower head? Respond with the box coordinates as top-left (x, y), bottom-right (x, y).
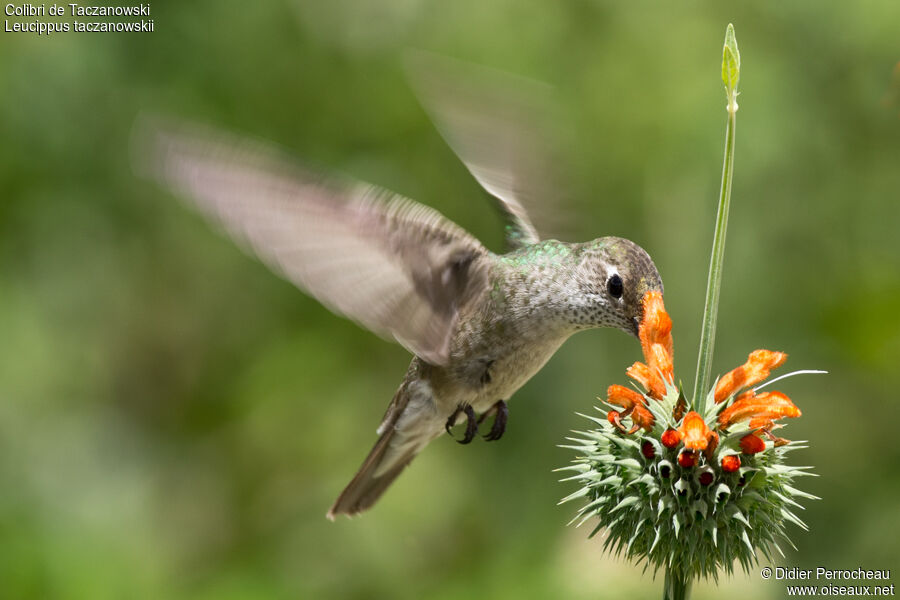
top-left (559, 292), bottom-right (819, 582)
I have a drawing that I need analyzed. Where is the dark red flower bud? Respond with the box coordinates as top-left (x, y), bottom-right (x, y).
top-left (677, 450), bottom-right (696, 468)
top-left (698, 471), bottom-right (714, 486)
top-left (641, 440), bottom-right (656, 459)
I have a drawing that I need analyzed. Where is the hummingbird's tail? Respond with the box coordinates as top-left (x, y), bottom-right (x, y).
top-left (326, 431), bottom-right (417, 520)
top-left (327, 378), bottom-right (439, 520)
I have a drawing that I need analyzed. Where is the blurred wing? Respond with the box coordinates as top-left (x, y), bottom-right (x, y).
top-left (407, 52), bottom-right (569, 249)
top-left (133, 117), bottom-right (489, 366)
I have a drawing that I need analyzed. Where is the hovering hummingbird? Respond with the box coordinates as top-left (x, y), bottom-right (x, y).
top-left (135, 55), bottom-right (663, 520)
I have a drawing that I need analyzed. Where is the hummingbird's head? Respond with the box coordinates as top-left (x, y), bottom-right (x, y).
top-left (580, 237), bottom-right (663, 337)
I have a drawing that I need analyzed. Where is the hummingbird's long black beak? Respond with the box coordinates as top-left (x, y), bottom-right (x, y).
top-left (631, 316), bottom-right (641, 338)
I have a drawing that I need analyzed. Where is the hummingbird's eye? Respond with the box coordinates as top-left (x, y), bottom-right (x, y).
top-left (607, 273), bottom-right (624, 299)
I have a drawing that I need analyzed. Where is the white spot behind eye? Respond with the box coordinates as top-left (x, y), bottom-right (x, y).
top-left (606, 269), bottom-right (624, 300)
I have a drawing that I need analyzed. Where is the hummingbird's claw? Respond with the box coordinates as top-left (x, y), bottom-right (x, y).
top-left (446, 404), bottom-right (478, 444)
top-left (479, 400), bottom-right (508, 442)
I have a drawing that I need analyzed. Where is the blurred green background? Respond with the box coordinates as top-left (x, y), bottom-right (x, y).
top-left (1, 1), bottom-right (899, 598)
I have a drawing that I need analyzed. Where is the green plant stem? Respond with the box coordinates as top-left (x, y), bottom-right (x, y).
top-left (663, 567), bottom-right (693, 600)
top-left (692, 108), bottom-right (736, 409)
top-left (693, 24), bottom-right (740, 412)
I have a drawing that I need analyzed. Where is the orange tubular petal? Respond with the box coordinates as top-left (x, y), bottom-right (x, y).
top-left (631, 405), bottom-right (655, 431)
top-left (747, 417), bottom-right (775, 430)
top-left (714, 349), bottom-right (788, 403)
top-left (607, 384), bottom-right (647, 410)
top-left (678, 411), bottom-right (713, 451)
top-left (626, 361), bottom-right (651, 388)
top-left (627, 362), bottom-right (666, 400)
top-left (717, 390), bottom-right (801, 429)
top-left (714, 366), bottom-right (747, 404)
top-left (648, 344), bottom-right (674, 384)
top-left (744, 349), bottom-right (788, 384)
top-left (640, 292), bottom-right (673, 349)
top-left (638, 291), bottom-right (674, 383)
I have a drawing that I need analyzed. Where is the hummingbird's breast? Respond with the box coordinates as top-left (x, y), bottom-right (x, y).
top-left (429, 250), bottom-right (585, 414)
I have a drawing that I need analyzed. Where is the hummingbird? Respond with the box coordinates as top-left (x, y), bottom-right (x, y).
top-left (134, 57), bottom-right (663, 520)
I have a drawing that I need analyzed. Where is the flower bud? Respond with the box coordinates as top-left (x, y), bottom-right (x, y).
top-left (720, 455), bottom-right (741, 473)
top-left (739, 433), bottom-right (765, 454)
top-left (697, 467), bottom-right (714, 486)
top-left (678, 450), bottom-right (696, 468)
top-left (678, 411), bottom-right (713, 451)
top-left (661, 429), bottom-right (682, 448)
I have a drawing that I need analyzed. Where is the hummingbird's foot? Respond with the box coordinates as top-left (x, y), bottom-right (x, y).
top-left (478, 400), bottom-right (508, 442)
top-left (445, 404), bottom-right (478, 444)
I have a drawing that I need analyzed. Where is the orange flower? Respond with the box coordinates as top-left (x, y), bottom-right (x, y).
top-left (714, 350), bottom-right (787, 403)
top-left (606, 384), bottom-right (654, 433)
top-left (717, 390), bottom-right (801, 430)
top-left (606, 291), bottom-right (676, 431)
top-left (639, 292), bottom-right (674, 375)
top-left (605, 291), bottom-right (802, 452)
top-left (630, 408), bottom-right (655, 432)
top-left (678, 411), bottom-right (715, 451)
top-left (607, 384), bottom-right (647, 409)
top-left (626, 362), bottom-right (666, 401)
top-left (626, 291), bottom-right (674, 401)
